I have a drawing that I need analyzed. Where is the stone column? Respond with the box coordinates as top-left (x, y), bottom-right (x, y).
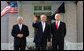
top-left (1, 1), bottom-right (9, 43)
top-left (77, 1), bottom-right (83, 42)
top-left (64, 2), bottom-right (77, 42)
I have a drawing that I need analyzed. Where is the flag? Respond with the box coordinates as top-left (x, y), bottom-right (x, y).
top-left (1, 1), bottom-right (18, 17)
top-left (49, 2), bottom-right (65, 20)
top-left (57, 2), bottom-right (65, 13)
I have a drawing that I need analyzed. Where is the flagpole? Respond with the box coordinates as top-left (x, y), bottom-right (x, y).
top-left (17, 1), bottom-right (22, 17)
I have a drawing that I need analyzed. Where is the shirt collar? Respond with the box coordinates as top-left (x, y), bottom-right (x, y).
top-left (56, 20), bottom-right (60, 23)
top-left (41, 21), bottom-right (45, 24)
top-left (18, 24), bottom-right (22, 26)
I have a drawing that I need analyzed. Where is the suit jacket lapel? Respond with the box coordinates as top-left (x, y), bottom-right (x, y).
top-left (40, 22), bottom-right (43, 32)
top-left (20, 24), bottom-right (23, 32)
top-left (40, 22), bottom-right (47, 33)
top-left (17, 24), bottom-right (23, 32)
top-left (58, 22), bottom-right (62, 30)
top-left (55, 22), bottom-right (57, 30)
top-left (17, 24), bottom-right (20, 32)
top-left (44, 23), bottom-right (47, 32)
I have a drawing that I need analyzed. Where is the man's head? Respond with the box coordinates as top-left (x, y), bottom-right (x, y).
top-left (55, 14), bottom-right (60, 21)
top-left (17, 17), bottom-right (23, 24)
top-left (40, 14), bottom-right (47, 22)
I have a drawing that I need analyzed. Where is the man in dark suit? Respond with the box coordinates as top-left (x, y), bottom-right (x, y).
top-left (11, 17), bottom-right (29, 50)
top-left (51, 14), bottom-right (66, 50)
top-left (32, 14), bottom-right (51, 50)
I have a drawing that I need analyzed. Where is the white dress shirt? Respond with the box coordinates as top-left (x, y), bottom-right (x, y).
top-left (18, 24), bottom-right (22, 31)
top-left (41, 22), bottom-right (46, 32)
top-left (56, 21), bottom-right (60, 27)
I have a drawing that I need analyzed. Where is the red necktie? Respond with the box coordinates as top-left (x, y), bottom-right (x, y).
top-left (56, 21), bottom-right (59, 30)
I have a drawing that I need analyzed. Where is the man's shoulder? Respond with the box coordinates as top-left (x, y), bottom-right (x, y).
top-left (13, 24), bottom-right (18, 27)
top-left (46, 22), bottom-right (50, 26)
top-left (34, 21), bottom-right (40, 24)
top-left (60, 21), bottom-right (66, 24)
top-left (22, 24), bottom-right (28, 27)
top-left (60, 21), bottom-right (66, 26)
top-left (46, 22), bottom-right (49, 24)
top-left (13, 24), bottom-right (28, 27)
top-left (51, 22), bottom-right (55, 25)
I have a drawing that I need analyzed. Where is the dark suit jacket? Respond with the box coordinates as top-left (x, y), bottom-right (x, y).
top-left (32, 22), bottom-right (51, 44)
top-left (11, 24), bottom-right (29, 46)
top-left (51, 21), bottom-right (66, 41)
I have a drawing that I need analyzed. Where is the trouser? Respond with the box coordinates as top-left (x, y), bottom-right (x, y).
top-left (35, 40), bottom-right (47, 50)
top-left (14, 45), bottom-right (25, 50)
top-left (52, 40), bottom-right (64, 50)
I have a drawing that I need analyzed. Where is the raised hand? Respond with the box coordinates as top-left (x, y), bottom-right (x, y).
top-left (33, 15), bottom-right (37, 23)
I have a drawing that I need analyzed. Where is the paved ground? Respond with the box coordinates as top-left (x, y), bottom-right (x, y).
top-left (1, 37), bottom-right (83, 50)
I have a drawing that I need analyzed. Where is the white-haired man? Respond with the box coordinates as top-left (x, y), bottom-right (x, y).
top-left (32, 14), bottom-right (51, 50)
top-left (51, 14), bottom-right (66, 50)
top-left (11, 17), bottom-right (29, 50)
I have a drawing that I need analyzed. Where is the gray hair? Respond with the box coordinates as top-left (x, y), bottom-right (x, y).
top-left (40, 14), bottom-right (47, 20)
top-left (17, 16), bottom-right (23, 21)
top-left (55, 13), bottom-right (60, 19)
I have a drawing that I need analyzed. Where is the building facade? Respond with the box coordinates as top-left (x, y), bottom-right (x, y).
top-left (1, 1), bottom-right (83, 50)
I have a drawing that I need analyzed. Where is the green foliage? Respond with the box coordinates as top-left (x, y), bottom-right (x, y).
top-left (27, 45), bottom-right (52, 50)
top-left (27, 46), bottom-right (34, 50)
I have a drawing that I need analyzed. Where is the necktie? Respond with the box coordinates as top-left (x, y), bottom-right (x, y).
top-left (56, 21), bottom-right (59, 30)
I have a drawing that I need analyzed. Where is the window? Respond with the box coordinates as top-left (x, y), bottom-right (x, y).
top-left (33, 4), bottom-right (52, 23)
top-left (34, 6), bottom-right (42, 10)
top-left (34, 5), bottom-right (51, 11)
top-left (44, 6), bottom-right (51, 10)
